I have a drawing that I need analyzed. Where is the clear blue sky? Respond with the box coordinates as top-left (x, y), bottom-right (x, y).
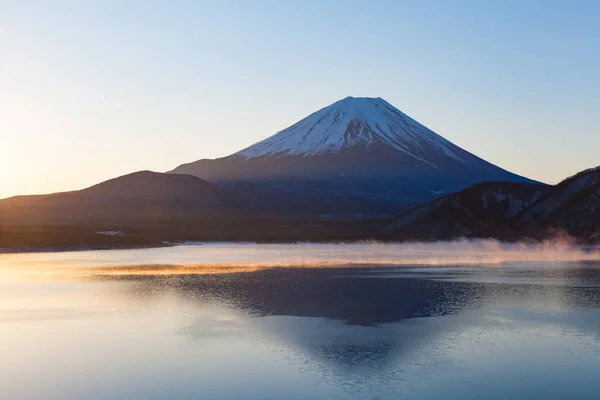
top-left (1, 0), bottom-right (599, 198)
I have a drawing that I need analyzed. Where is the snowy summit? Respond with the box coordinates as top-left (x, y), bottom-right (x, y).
top-left (236, 96), bottom-right (465, 167)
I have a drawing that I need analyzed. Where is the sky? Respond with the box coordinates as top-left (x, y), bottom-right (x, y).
top-left (1, 0), bottom-right (599, 198)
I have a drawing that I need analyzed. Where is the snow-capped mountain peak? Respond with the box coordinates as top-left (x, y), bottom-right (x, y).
top-left (236, 96), bottom-right (466, 166)
top-left (170, 96), bottom-right (534, 216)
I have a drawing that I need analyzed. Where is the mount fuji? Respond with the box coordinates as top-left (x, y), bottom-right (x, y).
top-left (170, 97), bottom-right (535, 217)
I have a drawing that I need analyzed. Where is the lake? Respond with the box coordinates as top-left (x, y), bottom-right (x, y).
top-left (1, 243), bottom-right (600, 400)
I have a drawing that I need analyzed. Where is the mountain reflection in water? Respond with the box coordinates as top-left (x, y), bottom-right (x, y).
top-left (100, 264), bottom-right (600, 324)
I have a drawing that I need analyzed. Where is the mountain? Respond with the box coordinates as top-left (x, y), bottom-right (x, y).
top-left (387, 181), bottom-right (547, 239)
top-left (387, 166), bottom-right (600, 241)
top-left (171, 97), bottom-right (534, 217)
top-left (0, 171), bottom-right (231, 225)
top-left (0, 171), bottom-right (380, 249)
top-left (516, 166), bottom-right (600, 239)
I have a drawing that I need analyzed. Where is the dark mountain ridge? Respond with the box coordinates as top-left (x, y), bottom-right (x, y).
top-left (1, 167), bottom-right (598, 250)
top-left (387, 166), bottom-right (600, 241)
top-left (0, 171), bottom-right (233, 225)
top-left (516, 166), bottom-right (600, 239)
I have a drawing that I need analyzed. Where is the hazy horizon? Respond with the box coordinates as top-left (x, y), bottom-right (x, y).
top-left (2, 0), bottom-right (599, 198)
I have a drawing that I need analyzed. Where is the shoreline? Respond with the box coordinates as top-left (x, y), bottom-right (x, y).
top-left (0, 243), bottom-right (173, 255)
top-left (1, 239), bottom-right (599, 256)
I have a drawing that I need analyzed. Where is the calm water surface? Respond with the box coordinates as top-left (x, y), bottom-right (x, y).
top-left (1, 243), bottom-right (600, 400)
